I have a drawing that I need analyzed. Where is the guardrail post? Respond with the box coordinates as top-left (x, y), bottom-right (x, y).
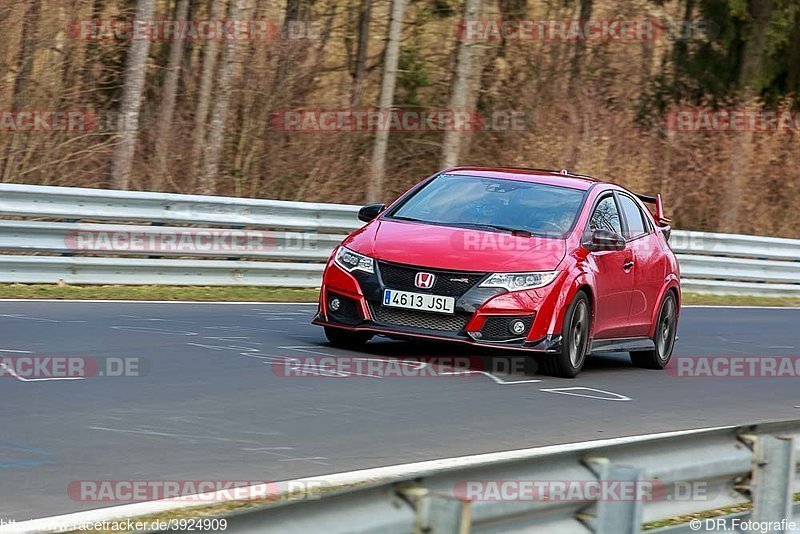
top-left (742, 434), bottom-right (796, 531)
top-left (579, 457), bottom-right (643, 534)
top-left (399, 486), bottom-right (471, 534)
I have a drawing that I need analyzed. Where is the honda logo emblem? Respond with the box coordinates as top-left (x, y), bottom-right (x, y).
top-left (414, 272), bottom-right (435, 289)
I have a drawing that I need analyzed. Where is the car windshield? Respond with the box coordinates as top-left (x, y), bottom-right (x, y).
top-left (388, 174), bottom-right (585, 237)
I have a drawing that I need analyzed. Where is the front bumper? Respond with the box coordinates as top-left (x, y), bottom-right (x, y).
top-left (314, 258), bottom-right (565, 353)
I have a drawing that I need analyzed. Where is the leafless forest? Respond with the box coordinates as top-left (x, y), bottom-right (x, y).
top-left (1, 0), bottom-right (799, 237)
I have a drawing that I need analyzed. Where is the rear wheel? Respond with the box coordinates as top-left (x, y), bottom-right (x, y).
top-left (324, 326), bottom-right (372, 349)
top-left (630, 292), bottom-right (677, 369)
top-left (538, 291), bottom-right (591, 378)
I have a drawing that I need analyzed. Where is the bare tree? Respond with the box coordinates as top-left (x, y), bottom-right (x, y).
top-left (721, 0), bottom-right (774, 231)
top-left (440, 0), bottom-right (483, 168)
top-left (351, 0), bottom-right (372, 107)
top-left (1, 0), bottom-right (41, 182)
top-left (367, 0), bottom-right (406, 203)
top-left (110, 0), bottom-right (156, 190)
top-left (200, 0), bottom-right (246, 195)
top-left (190, 0), bottom-right (225, 182)
top-left (152, 0), bottom-right (190, 190)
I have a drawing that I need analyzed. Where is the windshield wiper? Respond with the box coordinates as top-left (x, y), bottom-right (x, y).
top-left (388, 215), bottom-right (427, 223)
top-left (450, 222), bottom-right (532, 237)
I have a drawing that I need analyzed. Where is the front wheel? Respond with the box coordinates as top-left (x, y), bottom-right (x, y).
top-left (630, 292), bottom-right (678, 369)
top-left (538, 291), bottom-right (591, 378)
top-left (324, 326), bottom-right (372, 349)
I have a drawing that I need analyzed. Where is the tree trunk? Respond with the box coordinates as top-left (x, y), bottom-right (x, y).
top-left (351, 0), bottom-right (372, 107)
top-left (569, 0), bottom-right (592, 95)
top-left (720, 0), bottom-right (774, 231)
top-left (200, 0), bottom-right (245, 195)
top-left (440, 0), bottom-right (482, 168)
top-left (153, 0), bottom-right (190, 190)
top-left (190, 0), bottom-right (225, 184)
top-left (366, 0), bottom-right (406, 203)
top-left (109, 0), bottom-right (156, 190)
top-left (1, 0), bottom-right (42, 182)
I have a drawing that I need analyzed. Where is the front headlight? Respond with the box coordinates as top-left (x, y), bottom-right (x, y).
top-left (334, 246), bottom-right (374, 274)
top-left (479, 271), bottom-right (558, 291)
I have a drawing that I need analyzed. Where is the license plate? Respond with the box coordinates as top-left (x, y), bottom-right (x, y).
top-left (383, 289), bottom-right (455, 314)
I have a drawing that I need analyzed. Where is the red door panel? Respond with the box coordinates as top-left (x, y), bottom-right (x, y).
top-left (628, 233), bottom-right (666, 336)
top-left (590, 247), bottom-right (635, 339)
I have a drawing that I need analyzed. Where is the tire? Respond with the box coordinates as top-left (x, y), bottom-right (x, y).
top-left (324, 326), bottom-right (372, 349)
top-left (630, 292), bottom-right (677, 369)
top-left (538, 291), bottom-right (591, 378)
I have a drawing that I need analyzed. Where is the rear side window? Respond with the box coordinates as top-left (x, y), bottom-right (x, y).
top-left (589, 196), bottom-right (622, 234)
top-left (618, 195), bottom-right (647, 238)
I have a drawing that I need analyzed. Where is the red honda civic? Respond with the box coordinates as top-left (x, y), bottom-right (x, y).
top-left (313, 167), bottom-right (680, 377)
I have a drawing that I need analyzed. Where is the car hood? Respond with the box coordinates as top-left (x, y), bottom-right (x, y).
top-left (343, 219), bottom-right (567, 272)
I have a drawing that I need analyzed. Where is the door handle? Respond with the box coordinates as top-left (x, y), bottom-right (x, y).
top-left (622, 261), bottom-right (635, 270)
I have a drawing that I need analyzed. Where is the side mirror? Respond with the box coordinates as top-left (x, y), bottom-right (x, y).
top-left (358, 203), bottom-right (386, 223)
top-left (583, 229), bottom-right (626, 251)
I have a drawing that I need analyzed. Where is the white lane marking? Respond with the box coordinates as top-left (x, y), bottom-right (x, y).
top-left (3, 425), bottom-right (732, 533)
top-left (434, 366), bottom-right (541, 384)
top-left (278, 457), bottom-right (329, 465)
top-left (116, 315), bottom-right (196, 324)
top-left (0, 363), bottom-right (85, 382)
top-left (539, 387), bottom-right (631, 402)
top-left (0, 314), bottom-right (87, 323)
top-left (187, 342), bottom-right (261, 353)
top-left (202, 325), bottom-right (289, 334)
top-left (87, 426), bottom-right (262, 444)
top-left (251, 309), bottom-right (309, 315)
top-left (0, 349), bottom-right (33, 353)
top-left (278, 345), bottom-right (340, 357)
top-left (202, 336), bottom-right (262, 344)
top-left (110, 326), bottom-right (198, 336)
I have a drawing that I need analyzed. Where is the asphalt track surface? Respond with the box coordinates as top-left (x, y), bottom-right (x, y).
top-left (1, 301), bottom-right (799, 520)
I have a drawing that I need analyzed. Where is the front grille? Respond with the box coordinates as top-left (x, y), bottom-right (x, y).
top-left (327, 292), bottom-right (361, 325)
top-left (377, 261), bottom-right (486, 297)
top-left (370, 304), bottom-right (471, 332)
top-left (480, 315), bottom-right (535, 341)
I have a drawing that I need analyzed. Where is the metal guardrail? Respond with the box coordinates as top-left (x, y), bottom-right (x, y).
top-left (166, 420), bottom-right (800, 533)
top-left (1, 183), bottom-right (799, 295)
top-left (6, 421), bottom-right (797, 534)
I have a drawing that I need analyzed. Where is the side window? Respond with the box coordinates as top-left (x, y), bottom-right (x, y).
top-left (589, 196), bottom-right (622, 234)
top-left (618, 195), bottom-right (647, 238)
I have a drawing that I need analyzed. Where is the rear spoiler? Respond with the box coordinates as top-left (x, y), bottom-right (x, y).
top-left (635, 193), bottom-right (672, 241)
top-left (635, 193), bottom-right (672, 226)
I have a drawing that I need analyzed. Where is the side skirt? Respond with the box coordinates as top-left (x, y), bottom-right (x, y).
top-left (588, 337), bottom-right (655, 354)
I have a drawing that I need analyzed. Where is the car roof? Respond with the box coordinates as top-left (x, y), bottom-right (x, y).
top-left (443, 166), bottom-right (601, 191)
